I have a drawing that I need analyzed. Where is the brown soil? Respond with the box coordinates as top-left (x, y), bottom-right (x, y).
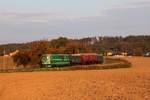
top-left (0, 57), bottom-right (150, 100)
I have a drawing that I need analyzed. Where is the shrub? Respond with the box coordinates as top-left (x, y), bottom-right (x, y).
top-left (13, 51), bottom-right (30, 67)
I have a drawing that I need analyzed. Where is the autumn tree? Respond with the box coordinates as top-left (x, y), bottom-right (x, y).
top-left (65, 41), bottom-right (92, 54)
top-left (27, 40), bottom-right (52, 67)
top-left (13, 51), bottom-right (30, 67)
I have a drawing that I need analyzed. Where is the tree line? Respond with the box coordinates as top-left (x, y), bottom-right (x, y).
top-left (0, 35), bottom-right (149, 67)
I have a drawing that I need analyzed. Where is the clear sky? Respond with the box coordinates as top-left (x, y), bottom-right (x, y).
top-left (0, 0), bottom-right (150, 44)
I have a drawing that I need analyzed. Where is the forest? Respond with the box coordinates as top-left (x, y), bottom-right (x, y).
top-left (0, 35), bottom-right (150, 67)
top-left (0, 35), bottom-right (150, 55)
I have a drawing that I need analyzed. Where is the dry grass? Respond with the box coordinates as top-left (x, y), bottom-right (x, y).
top-left (0, 57), bottom-right (150, 100)
top-left (0, 56), bottom-right (15, 70)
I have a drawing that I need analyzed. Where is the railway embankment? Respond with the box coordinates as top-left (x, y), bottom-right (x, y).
top-left (0, 57), bottom-right (132, 73)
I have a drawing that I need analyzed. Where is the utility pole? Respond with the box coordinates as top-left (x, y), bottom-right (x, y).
top-left (3, 48), bottom-right (5, 70)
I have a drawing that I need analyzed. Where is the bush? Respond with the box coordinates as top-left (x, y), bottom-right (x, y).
top-left (13, 51), bottom-right (30, 67)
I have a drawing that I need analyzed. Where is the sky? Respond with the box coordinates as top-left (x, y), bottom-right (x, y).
top-left (0, 0), bottom-right (150, 44)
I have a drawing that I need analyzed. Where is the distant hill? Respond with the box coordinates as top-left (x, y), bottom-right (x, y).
top-left (0, 43), bottom-right (23, 55)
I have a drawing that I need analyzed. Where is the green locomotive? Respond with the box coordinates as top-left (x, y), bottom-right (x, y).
top-left (41, 54), bottom-right (70, 67)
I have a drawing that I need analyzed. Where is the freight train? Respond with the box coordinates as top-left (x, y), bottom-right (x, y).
top-left (41, 53), bottom-right (104, 67)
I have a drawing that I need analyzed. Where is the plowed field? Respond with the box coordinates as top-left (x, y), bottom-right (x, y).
top-left (0, 57), bottom-right (150, 100)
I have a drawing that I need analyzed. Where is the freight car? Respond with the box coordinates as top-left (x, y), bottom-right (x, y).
top-left (80, 53), bottom-right (97, 64)
top-left (41, 53), bottom-right (104, 67)
top-left (70, 54), bottom-right (81, 65)
top-left (97, 55), bottom-right (104, 64)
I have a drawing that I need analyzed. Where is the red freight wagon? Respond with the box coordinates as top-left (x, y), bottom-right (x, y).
top-left (80, 54), bottom-right (88, 64)
top-left (88, 54), bottom-right (97, 63)
top-left (80, 53), bottom-right (97, 64)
